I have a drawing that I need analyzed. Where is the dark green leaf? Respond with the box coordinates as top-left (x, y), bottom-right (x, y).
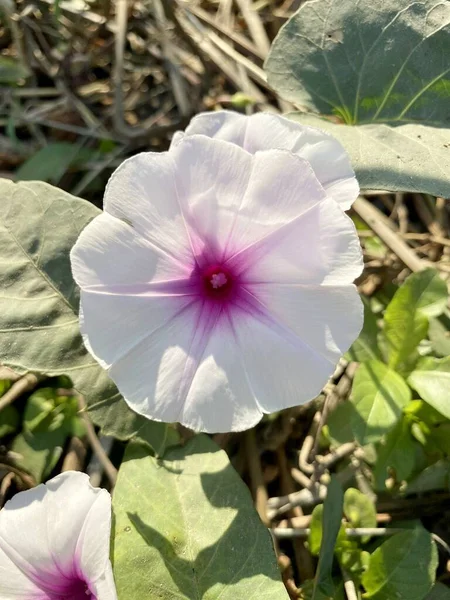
top-left (347, 297), bottom-right (383, 362)
top-left (15, 143), bottom-right (95, 184)
top-left (374, 417), bottom-right (418, 490)
top-left (0, 405), bottom-right (20, 437)
top-left (112, 435), bottom-right (288, 600)
top-left (426, 583), bottom-right (450, 599)
top-left (406, 460), bottom-right (450, 494)
top-left (313, 477), bottom-right (344, 599)
top-left (362, 527), bottom-right (437, 600)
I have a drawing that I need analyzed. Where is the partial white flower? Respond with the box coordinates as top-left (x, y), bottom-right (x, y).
top-left (0, 471), bottom-right (117, 600)
top-left (172, 110), bottom-right (359, 211)
top-left (71, 129), bottom-right (363, 433)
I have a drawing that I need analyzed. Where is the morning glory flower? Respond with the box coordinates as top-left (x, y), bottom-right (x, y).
top-left (171, 110), bottom-right (359, 210)
top-left (71, 129), bottom-right (363, 433)
top-left (0, 471), bottom-right (117, 600)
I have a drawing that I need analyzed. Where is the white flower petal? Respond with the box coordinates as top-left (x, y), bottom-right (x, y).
top-left (172, 136), bottom-right (328, 260)
top-left (80, 291), bottom-right (194, 370)
top-left (71, 212), bottom-right (191, 290)
top-left (233, 302), bottom-right (337, 413)
top-left (179, 111), bottom-right (358, 210)
top-left (91, 564), bottom-right (117, 600)
top-left (181, 316), bottom-right (262, 432)
top-left (247, 283), bottom-right (363, 366)
top-left (235, 197), bottom-right (363, 285)
top-left (0, 544), bottom-right (43, 599)
top-left (108, 302), bottom-right (202, 423)
top-left (103, 151), bottom-right (194, 262)
top-left (0, 472), bottom-right (115, 600)
top-left (170, 134), bottom-right (253, 259)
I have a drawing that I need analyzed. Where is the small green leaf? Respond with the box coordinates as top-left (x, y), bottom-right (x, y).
top-left (343, 488), bottom-right (376, 542)
top-left (428, 313), bottom-right (450, 358)
top-left (373, 417), bottom-right (418, 490)
top-left (15, 143), bottom-right (95, 184)
top-left (301, 579), bottom-right (345, 600)
top-left (0, 57), bottom-right (30, 84)
top-left (329, 361), bottom-right (411, 445)
top-left (113, 435), bottom-right (288, 600)
top-left (313, 477), bottom-right (344, 599)
top-left (347, 297), bottom-right (383, 363)
top-left (408, 357), bottom-right (450, 419)
top-left (405, 459), bottom-right (450, 494)
top-left (384, 269), bottom-right (447, 373)
top-left (10, 387), bottom-right (81, 481)
top-left (0, 405), bottom-right (20, 437)
top-left (426, 583), bottom-right (450, 599)
top-left (362, 527), bottom-right (438, 600)
top-left (309, 504), bottom-right (324, 556)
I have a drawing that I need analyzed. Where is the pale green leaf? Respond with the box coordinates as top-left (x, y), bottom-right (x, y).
top-left (373, 417), bottom-right (418, 490)
top-left (308, 504), bottom-right (324, 556)
top-left (313, 477), bottom-right (344, 599)
top-left (0, 178), bottom-right (167, 446)
top-left (384, 269), bottom-right (447, 373)
top-left (329, 361), bottom-right (411, 445)
top-left (408, 357), bottom-right (450, 419)
top-left (362, 528), bottom-right (438, 600)
top-left (112, 435), bottom-right (288, 600)
top-left (287, 114), bottom-right (450, 197)
top-left (266, 0), bottom-right (450, 126)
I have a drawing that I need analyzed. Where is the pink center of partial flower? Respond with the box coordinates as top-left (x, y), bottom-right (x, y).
top-left (49, 576), bottom-right (95, 600)
top-left (202, 264), bottom-right (234, 299)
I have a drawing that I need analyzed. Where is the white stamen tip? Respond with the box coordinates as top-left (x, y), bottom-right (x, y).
top-left (211, 273), bottom-right (227, 289)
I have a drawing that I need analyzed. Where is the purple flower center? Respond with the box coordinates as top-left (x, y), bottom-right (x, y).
top-left (201, 264), bottom-right (234, 299)
top-left (65, 577), bottom-right (95, 600)
top-left (38, 576), bottom-right (95, 600)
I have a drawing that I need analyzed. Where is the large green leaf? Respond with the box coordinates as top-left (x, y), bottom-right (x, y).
top-left (384, 269), bottom-right (447, 373)
top-left (266, 0), bottom-right (450, 126)
top-left (287, 114), bottom-right (450, 197)
top-left (266, 0), bottom-right (450, 197)
top-left (362, 528), bottom-right (437, 600)
top-left (408, 357), bottom-right (450, 419)
top-left (328, 361), bottom-right (411, 445)
top-left (112, 435), bottom-right (288, 600)
top-left (0, 179), bottom-right (167, 446)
